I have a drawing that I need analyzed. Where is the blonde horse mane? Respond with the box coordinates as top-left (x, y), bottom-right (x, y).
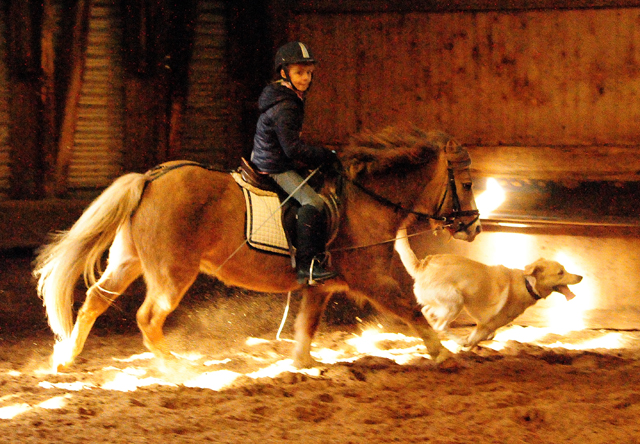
top-left (340, 126), bottom-right (458, 180)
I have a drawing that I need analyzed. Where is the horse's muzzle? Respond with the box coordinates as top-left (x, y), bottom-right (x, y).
top-left (451, 217), bottom-right (482, 242)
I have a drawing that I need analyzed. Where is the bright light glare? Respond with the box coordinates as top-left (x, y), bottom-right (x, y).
top-left (312, 347), bottom-right (346, 363)
top-left (441, 339), bottom-right (465, 353)
top-left (51, 338), bottom-right (75, 371)
top-left (488, 325), bottom-right (555, 350)
top-left (0, 394), bottom-right (73, 420)
top-left (476, 178), bottom-right (506, 217)
top-left (170, 351), bottom-right (204, 361)
top-left (101, 366), bottom-right (147, 377)
top-left (39, 381), bottom-right (93, 391)
top-left (345, 329), bottom-right (427, 364)
top-left (184, 370), bottom-right (240, 391)
top-left (246, 337), bottom-right (270, 346)
top-left (0, 403), bottom-right (31, 420)
top-left (497, 222), bottom-right (529, 228)
top-left (544, 298), bottom-right (586, 333)
top-left (113, 352), bottom-right (154, 363)
top-left (478, 232), bottom-right (535, 270)
top-left (545, 332), bottom-right (625, 350)
top-left (246, 360), bottom-right (296, 378)
top-left (37, 394), bottom-right (71, 409)
top-left (203, 358), bottom-right (231, 366)
top-left (480, 325), bottom-right (627, 352)
top-left (101, 372), bottom-right (176, 392)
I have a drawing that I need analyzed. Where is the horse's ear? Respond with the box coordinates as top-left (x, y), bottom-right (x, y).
top-left (444, 139), bottom-right (461, 154)
top-left (444, 138), bottom-right (471, 167)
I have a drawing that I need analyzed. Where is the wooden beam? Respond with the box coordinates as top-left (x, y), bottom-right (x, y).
top-left (291, 0), bottom-right (640, 13)
top-left (54, 0), bottom-right (92, 196)
top-left (120, 0), bottom-right (171, 171)
top-left (41, 0), bottom-right (58, 197)
top-left (6, 1), bottom-right (43, 199)
top-left (120, 0), bottom-right (198, 170)
top-left (468, 145), bottom-right (640, 182)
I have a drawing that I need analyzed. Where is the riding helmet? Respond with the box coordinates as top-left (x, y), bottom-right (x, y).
top-left (274, 41), bottom-right (316, 73)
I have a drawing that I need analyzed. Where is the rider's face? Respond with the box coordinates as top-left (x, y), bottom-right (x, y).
top-left (282, 63), bottom-right (315, 92)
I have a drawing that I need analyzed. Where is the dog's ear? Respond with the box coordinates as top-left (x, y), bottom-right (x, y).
top-left (524, 258), bottom-right (545, 276)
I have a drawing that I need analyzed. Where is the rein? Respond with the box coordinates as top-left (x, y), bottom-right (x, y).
top-left (343, 164), bottom-right (480, 226)
top-left (330, 227), bottom-right (436, 253)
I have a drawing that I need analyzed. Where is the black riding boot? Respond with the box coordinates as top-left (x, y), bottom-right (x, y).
top-left (296, 205), bottom-right (337, 285)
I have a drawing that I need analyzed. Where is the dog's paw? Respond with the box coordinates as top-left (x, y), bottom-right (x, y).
top-left (433, 346), bottom-right (453, 364)
top-left (446, 334), bottom-right (470, 348)
top-left (457, 336), bottom-right (480, 351)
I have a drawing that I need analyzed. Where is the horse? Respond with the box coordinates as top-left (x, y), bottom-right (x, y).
top-left (33, 127), bottom-right (482, 371)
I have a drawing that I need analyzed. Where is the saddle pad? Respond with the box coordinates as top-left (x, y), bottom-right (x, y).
top-left (231, 172), bottom-right (290, 255)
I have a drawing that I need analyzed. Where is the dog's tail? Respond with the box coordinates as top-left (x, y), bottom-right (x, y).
top-left (394, 228), bottom-right (421, 279)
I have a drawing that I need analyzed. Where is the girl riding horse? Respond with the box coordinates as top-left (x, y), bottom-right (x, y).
top-left (251, 41), bottom-right (339, 285)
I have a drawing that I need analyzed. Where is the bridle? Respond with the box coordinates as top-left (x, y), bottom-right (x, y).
top-left (345, 161), bottom-right (480, 234)
top-left (434, 164), bottom-right (481, 233)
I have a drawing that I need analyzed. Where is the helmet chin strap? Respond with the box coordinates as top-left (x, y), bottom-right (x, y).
top-left (281, 67), bottom-right (313, 98)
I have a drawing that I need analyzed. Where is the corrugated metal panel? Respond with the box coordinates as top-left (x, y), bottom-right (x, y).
top-left (68, 0), bottom-right (124, 190)
top-left (296, 8), bottom-right (640, 147)
top-left (0, 9), bottom-right (10, 200)
top-left (183, 0), bottom-right (238, 165)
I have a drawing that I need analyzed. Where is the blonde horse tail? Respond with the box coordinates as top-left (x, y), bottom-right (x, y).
top-left (394, 228), bottom-right (421, 280)
top-left (33, 173), bottom-right (148, 341)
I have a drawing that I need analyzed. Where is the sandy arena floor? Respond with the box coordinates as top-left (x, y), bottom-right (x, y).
top-left (1, 285), bottom-right (640, 444)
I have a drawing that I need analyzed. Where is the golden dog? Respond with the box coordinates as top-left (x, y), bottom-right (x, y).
top-left (395, 229), bottom-right (582, 348)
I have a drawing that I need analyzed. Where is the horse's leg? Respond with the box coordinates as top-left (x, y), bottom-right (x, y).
top-left (353, 275), bottom-right (450, 363)
top-left (407, 310), bottom-right (452, 362)
top-left (53, 228), bottom-right (142, 371)
top-left (293, 286), bottom-right (333, 368)
top-left (135, 265), bottom-right (199, 361)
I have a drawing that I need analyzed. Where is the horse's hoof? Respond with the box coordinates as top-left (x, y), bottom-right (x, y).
top-left (50, 353), bottom-right (75, 373)
top-left (53, 363), bottom-right (69, 373)
top-left (50, 356), bottom-right (73, 373)
top-left (292, 356), bottom-right (319, 369)
top-left (50, 339), bottom-right (78, 373)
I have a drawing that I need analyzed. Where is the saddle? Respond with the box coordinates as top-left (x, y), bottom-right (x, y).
top-left (234, 158), bottom-right (339, 263)
top-left (238, 157), bottom-right (280, 193)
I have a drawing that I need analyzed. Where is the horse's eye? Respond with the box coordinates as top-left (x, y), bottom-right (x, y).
top-left (462, 183), bottom-right (473, 191)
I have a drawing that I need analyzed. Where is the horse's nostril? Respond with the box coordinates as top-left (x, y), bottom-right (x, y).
top-left (476, 225), bottom-right (482, 234)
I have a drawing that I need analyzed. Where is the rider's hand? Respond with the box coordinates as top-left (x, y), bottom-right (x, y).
top-left (324, 149), bottom-right (342, 173)
top-left (325, 149), bottom-right (339, 163)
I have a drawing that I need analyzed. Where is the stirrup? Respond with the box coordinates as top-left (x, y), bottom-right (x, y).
top-left (297, 258), bottom-right (337, 285)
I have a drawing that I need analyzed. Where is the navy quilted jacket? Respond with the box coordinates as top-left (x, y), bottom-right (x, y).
top-left (251, 82), bottom-right (331, 173)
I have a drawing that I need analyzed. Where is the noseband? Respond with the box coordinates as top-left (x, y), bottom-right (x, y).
top-left (346, 162), bottom-right (479, 234)
top-left (434, 166), bottom-right (480, 232)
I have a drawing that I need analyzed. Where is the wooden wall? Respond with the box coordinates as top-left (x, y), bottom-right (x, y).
top-left (0, 0), bottom-right (255, 248)
top-left (289, 2), bottom-right (640, 183)
top-left (283, 0), bottom-right (640, 329)
top-left (1, 0), bottom-right (639, 249)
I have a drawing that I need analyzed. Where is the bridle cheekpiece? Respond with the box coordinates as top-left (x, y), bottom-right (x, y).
top-left (345, 158), bottom-right (479, 234)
